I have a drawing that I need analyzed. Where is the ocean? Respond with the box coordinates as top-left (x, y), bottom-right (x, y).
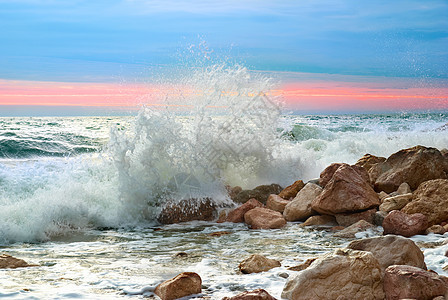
top-left (1, 66), bottom-right (448, 298)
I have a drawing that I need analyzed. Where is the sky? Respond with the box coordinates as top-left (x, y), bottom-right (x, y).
top-left (0, 0), bottom-right (447, 115)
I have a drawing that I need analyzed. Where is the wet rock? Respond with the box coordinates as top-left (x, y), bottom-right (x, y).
top-left (333, 220), bottom-right (376, 238)
top-left (266, 194), bottom-right (289, 213)
top-left (426, 225), bottom-right (446, 235)
top-left (396, 182), bottom-right (411, 195)
top-left (154, 272), bottom-right (202, 300)
top-left (218, 198), bottom-right (264, 223)
top-left (319, 163), bottom-right (343, 187)
top-left (373, 210), bottom-right (388, 226)
top-left (300, 215), bottom-right (337, 227)
top-left (283, 183), bottom-right (322, 221)
top-left (335, 208), bottom-right (376, 227)
top-left (282, 248), bottom-right (384, 300)
top-left (0, 254), bottom-right (37, 269)
top-left (312, 164), bottom-right (380, 215)
top-left (369, 145), bottom-right (448, 193)
top-left (209, 231), bottom-right (232, 237)
top-left (244, 207), bottom-right (286, 229)
top-left (379, 193), bottom-right (413, 212)
top-left (402, 179), bottom-right (448, 226)
top-left (173, 252), bottom-right (188, 258)
top-left (278, 180), bottom-right (305, 200)
top-left (158, 198), bottom-right (217, 224)
top-left (222, 289), bottom-right (277, 300)
top-left (287, 258), bottom-right (317, 271)
top-left (238, 254), bottom-right (281, 274)
top-left (355, 153), bottom-right (386, 173)
top-left (383, 265), bottom-right (448, 300)
top-left (233, 184), bottom-right (283, 204)
top-left (382, 210), bottom-right (428, 237)
top-left (347, 235), bottom-right (426, 272)
top-left (227, 186), bottom-right (243, 202)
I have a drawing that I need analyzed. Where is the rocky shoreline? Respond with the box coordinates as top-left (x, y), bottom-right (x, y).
top-left (2, 145), bottom-right (448, 299)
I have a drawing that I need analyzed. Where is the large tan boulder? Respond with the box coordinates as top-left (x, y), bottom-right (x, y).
top-left (312, 164), bottom-right (380, 215)
top-left (281, 248), bottom-right (384, 300)
top-left (218, 198), bottom-right (264, 223)
top-left (402, 179), bottom-right (448, 226)
top-left (0, 254), bottom-right (37, 269)
top-left (266, 194), bottom-right (289, 213)
top-left (222, 289), bottom-right (277, 300)
top-left (355, 153), bottom-right (386, 173)
top-left (278, 180), bottom-right (305, 199)
top-left (383, 265), bottom-right (448, 300)
top-left (238, 254), bottom-right (281, 274)
top-left (382, 210), bottom-right (428, 237)
top-left (154, 272), bottom-right (202, 300)
top-left (233, 184), bottom-right (283, 204)
top-left (347, 235), bottom-right (426, 272)
top-left (244, 207), bottom-right (286, 229)
top-left (369, 145), bottom-right (448, 193)
top-left (158, 198), bottom-right (217, 224)
top-left (379, 193), bottom-right (412, 212)
top-left (335, 208), bottom-right (376, 227)
top-left (283, 183), bottom-right (322, 221)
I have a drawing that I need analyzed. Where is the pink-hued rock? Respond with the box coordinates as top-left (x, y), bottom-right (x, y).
top-left (244, 207), bottom-right (286, 229)
top-left (222, 289), bottom-right (277, 300)
top-left (402, 179), bottom-right (448, 226)
top-left (0, 254), bottom-right (37, 269)
top-left (239, 254), bottom-right (281, 274)
top-left (283, 183), bottom-right (322, 221)
top-left (382, 210), bottom-right (428, 237)
top-left (383, 265), bottom-right (448, 300)
top-left (312, 164), bottom-right (380, 215)
top-left (154, 272), bottom-right (202, 300)
top-left (333, 220), bottom-right (376, 238)
top-left (355, 154), bottom-right (386, 173)
top-left (218, 198), bottom-right (264, 223)
top-left (266, 194), bottom-right (290, 213)
top-left (319, 163), bottom-right (343, 187)
top-left (158, 198), bottom-right (217, 224)
top-left (278, 180), bottom-right (305, 200)
top-left (369, 145), bottom-right (448, 193)
top-left (300, 215), bottom-right (337, 227)
top-left (282, 249), bottom-right (384, 300)
top-left (347, 235), bottom-right (426, 272)
top-left (335, 208), bottom-right (376, 227)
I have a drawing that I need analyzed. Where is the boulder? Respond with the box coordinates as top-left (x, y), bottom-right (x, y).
top-left (227, 186), bottom-right (243, 201)
top-left (369, 145), bottom-right (448, 193)
top-left (335, 208), bottom-right (376, 227)
top-left (333, 220), bottom-right (376, 238)
top-left (383, 265), bottom-right (448, 300)
top-left (319, 163), bottom-right (343, 187)
top-left (218, 198), bottom-right (264, 223)
top-left (278, 180), bottom-right (305, 199)
top-left (379, 193), bottom-right (413, 212)
top-left (347, 235), bottom-right (426, 271)
top-left (282, 248), bottom-right (384, 300)
top-left (300, 215), bottom-right (337, 227)
top-left (312, 164), bottom-right (380, 215)
top-left (396, 182), bottom-right (411, 195)
top-left (154, 272), bottom-right (202, 300)
top-left (355, 154), bottom-right (386, 173)
top-left (158, 198), bottom-right (217, 224)
top-left (244, 207), bottom-right (286, 229)
top-left (0, 254), bottom-right (36, 269)
top-left (266, 194), bottom-right (289, 213)
top-left (402, 179), bottom-right (448, 226)
top-left (239, 254), bottom-right (281, 274)
top-left (283, 183), bottom-right (322, 221)
top-left (382, 210), bottom-right (428, 237)
top-left (222, 289), bottom-right (277, 300)
top-left (233, 184), bottom-right (283, 204)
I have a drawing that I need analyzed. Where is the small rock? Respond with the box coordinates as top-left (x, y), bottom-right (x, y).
top-left (222, 289), bottom-right (277, 300)
top-left (383, 265), bottom-right (448, 300)
top-left (239, 254), bottom-right (281, 274)
top-left (425, 225), bottom-right (446, 235)
top-left (154, 272), bottom-right (202, 300)
top-left (333, 220), bottom-right (375, 238)
top-left (244, 207), bottom-right (286, 229)
top-left (382, 210), bottom-right (428, 237)
top-left (373, 211), bottom-right (388, 226)
top-left (335, 208), bottom-right (376, 227)
top-left (283, 183), bottom-right (322, 221)
top-left (209, 231), bottom-right (232, 237)
top-left (218, 198), bottom-right (264, 223)
top-left (278, 272), bottom-right (289, 279)
top-left (278, 180), bottom-right (305, 199)
top-left (378, 191), bottom-right (389, 201)
top-left (0, 254), bottom-right (37, 269)
top-left (266, 194), bottom-right (290, 213)
top-left (174, 252), bottom-right (188, 258)
top-left (287, 258), bottom-right (317, 271)
top-left (300, 215), bottom-right (337, 227)
top-left (379, 193), bottom-right (412, 212)
top-left (396, 182), bottom-right (411, 195)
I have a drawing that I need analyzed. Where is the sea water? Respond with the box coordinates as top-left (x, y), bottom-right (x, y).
top-left (1, 65), bottom-right (448, 299)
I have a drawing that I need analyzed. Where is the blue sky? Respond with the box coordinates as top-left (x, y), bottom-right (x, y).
top-left (0, 0), bottom-right (447, 82)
